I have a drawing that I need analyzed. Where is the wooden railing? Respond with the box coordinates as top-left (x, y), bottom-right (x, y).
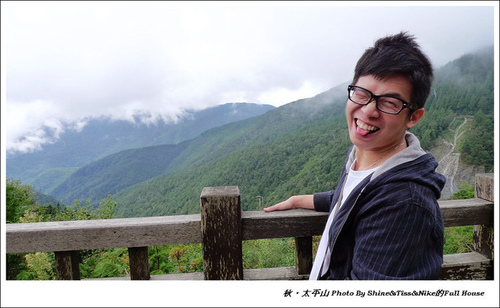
top-left (6, 174), bottom-right (494, 280)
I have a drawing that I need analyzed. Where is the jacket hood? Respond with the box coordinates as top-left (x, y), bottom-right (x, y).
top-left (346, 132), bottom-right (446, 199)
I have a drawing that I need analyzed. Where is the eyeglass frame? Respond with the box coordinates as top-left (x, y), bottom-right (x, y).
top-left (347, 84), bottom-right (414, 115)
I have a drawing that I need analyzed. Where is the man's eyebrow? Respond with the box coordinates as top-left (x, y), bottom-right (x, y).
top-left (380, 91), bottom-right (407, 100)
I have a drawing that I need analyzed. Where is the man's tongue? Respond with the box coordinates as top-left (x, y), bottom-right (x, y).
top-left (357, 126), bottom-right (371, 136)
top-left (356, 120), bottom-right (378, 136)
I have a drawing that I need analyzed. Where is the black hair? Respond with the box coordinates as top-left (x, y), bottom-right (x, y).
top-left (352, 32), bottom-right (433, 110)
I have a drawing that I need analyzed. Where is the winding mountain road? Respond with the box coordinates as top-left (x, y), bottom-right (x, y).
top-left (435, 117), bottom-right (468, 198)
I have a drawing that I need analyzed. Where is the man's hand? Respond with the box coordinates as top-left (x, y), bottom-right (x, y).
top-left (263, 195), bottom-right (315, 212)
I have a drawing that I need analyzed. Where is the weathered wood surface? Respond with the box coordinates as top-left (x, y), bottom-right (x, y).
top-left (242, 209), bottom-right (328, 239)
top-left (295, 236), bottom-right (313, 275)
top-left (439, 198), bottom-right (493, 227)
top-left (472, 173), bottom-right (494, 263)
top-left (55, 251), bottom-right (80, 280)
top-left (128, 247), bottom-right (150, 280)
top-left (6, 214), bottom-right (201, 253)
top-left (475, 173), bottom-right (494, 201)
top-left (200, 186), bottom-right (243, 280)
top-left (439, 252), bottom-right (493, 280)
top-left (473, 224), bottom-right (494, 260)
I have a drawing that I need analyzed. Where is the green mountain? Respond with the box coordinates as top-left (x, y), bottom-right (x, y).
top-left (412, 47), bottom-right (494, 150)
top-left (113, 85), bottom-right (352, 217)
top-left (110, 47), bottom-right (493, 218)
top-left (26, 47), bottom-right (493, 217)
top-left (7, 103), bottom-right (275, 194)
top-left (48, 84), bottom-right (348, 207)
top-left (50, 142), bottom-right (189, 205)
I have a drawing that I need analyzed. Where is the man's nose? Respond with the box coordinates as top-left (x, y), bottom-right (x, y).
top-left (362, 98), bottom-right (380, 115)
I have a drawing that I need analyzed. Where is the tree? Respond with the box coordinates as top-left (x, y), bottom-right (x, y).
top-left (459, 110), bottom-right (494, 171)
top-left (6, 179), bottom-right (118, 280)
top-left (53, 195), bottom-right (116, 221)
top-left (6, 178), bottom-right (36, 223)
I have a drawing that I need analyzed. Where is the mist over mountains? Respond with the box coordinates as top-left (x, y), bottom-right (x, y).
top-left (6, 47), bottom-right (494, 217)
top-left (7, 103), bottom-right (275, 183)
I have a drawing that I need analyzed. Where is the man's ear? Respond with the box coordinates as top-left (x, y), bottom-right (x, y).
top-left (406, 108), bottom-right (425, 129)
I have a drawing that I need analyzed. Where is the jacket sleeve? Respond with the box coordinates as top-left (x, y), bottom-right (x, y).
top-left (313, 191), bottom-right (334, 212)
top-left (348, 186), bottom-right (444, 280)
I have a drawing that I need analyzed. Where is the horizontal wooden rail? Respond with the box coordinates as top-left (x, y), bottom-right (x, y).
top-left (6, 198), bottom-right (492, 254)
top-left (6, 214), bottom-right (202, 253)
top-left (439, 198), bottom-right (494, 227)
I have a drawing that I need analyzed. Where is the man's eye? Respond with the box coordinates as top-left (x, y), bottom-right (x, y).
top-left (354, 91), bottom-right (370, 100)
top-left (380, 98), bottom-right (400, 107)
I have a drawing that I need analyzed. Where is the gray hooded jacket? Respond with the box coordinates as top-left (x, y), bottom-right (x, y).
top-left (314, 132), bottom-right (446, 279)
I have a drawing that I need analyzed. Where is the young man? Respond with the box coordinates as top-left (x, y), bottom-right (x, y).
top-left (264, 32), bottom-right (446, 280)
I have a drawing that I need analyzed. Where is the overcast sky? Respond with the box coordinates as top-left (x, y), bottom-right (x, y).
top-left (1, 1), bottom-right (497, 154)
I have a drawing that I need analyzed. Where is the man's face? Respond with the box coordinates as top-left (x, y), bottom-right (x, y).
top-left (345, 74), bottom-right (422, 153)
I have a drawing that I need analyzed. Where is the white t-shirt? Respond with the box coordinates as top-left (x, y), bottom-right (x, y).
top-left (309, 165), bottom-right (379, 280)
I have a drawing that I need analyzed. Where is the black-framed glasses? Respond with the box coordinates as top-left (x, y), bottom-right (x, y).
top-left (347, 85), bottom-right (413, 115)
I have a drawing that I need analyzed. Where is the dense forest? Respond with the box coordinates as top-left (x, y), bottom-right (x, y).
top-left (6, 46), bottom-right (494, 279)
top-left (412, 47), bottom-right (494, 154)
top-left (113, 46), bottom-right (494, 217)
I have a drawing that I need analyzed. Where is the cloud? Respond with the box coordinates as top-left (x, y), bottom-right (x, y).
top-left (256, 81), bottom-right (326, 106)
top-left (2, 2), bottom-right (496, 153)
top-left (5, 100), bottom-right (60, 153)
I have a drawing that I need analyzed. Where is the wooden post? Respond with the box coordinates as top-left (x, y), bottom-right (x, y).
top-left (473, 173), bottom-right (494, 279)
top-left (200, 186), bottom-right (243, 280)
top-left (475, 173), bottom-right (494, 203)
top-left (295, 236), bottom-right (313, 275)
top-left (128, 247), bottom-right (150, 280)
top-left (55, 251), bottom-right (80, 280)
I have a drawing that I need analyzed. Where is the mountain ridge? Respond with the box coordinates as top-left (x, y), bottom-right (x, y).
top-left (7, 102), bottom-right (276, 191)
top-left (111, 48), bottom-right (493, 217)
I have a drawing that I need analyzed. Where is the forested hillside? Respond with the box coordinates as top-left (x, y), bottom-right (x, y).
top-left (44, 82), bottom-right (349, 207)
top-left (111, 47), bottom-right (493, 217)
top-left (114, 89), bottom-right (351, 216)
top-left (50, 142), bottom-right (189, 205)
top-left (412, 46), bottom-right (494, 159)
